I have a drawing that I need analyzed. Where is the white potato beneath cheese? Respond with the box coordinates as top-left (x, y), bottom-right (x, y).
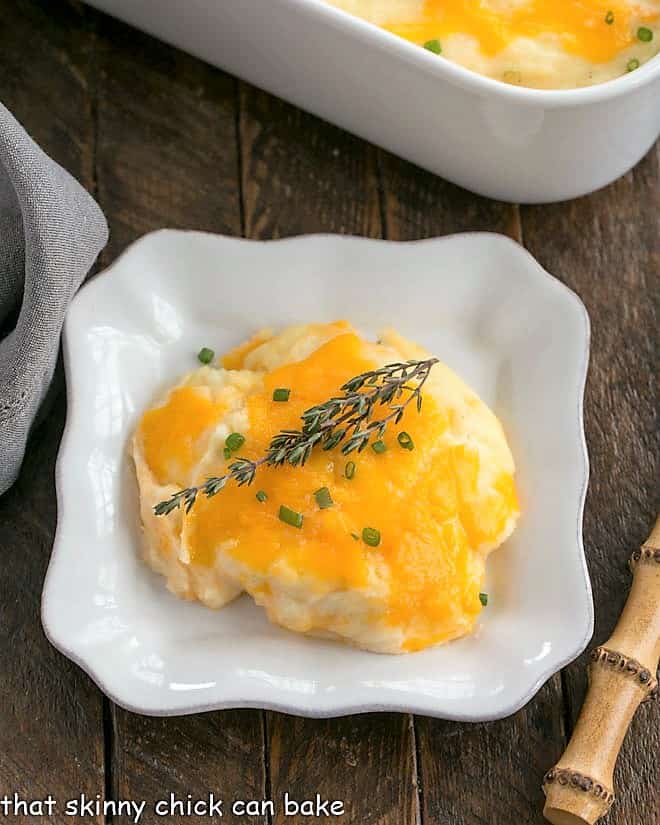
top-left (326, 0), bottom-right (660, 89)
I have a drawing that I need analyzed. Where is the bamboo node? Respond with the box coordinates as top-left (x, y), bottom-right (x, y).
top-left (543, 768), bottom-right (614, 809)
top-left (628, 546), bottom-right (660, 571)
top-left (589, 646), bottom-right (658, 697)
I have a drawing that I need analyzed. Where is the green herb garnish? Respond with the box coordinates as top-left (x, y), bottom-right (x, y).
top-left (627, 58), bottom-right (640, 71)
top-left (605, 10), bottom-right (614, 24)
top-left (279, 505), bottom-right (303, 529)
top-left (351, 532), bottom-right (360, 541)
top-left (479, 592), bottom-right (489, 607)
top-left (225, 432), bottom-right (246, 453)
top-left (314, 487), bottom-right (334, 510)
top-left (397, 431), bottom-right (414, 451)
top-left (345, 461), bottom-right (356, 480)
top-left (223, 446), bottom-right (232, 460)
top-left (256, 490), bottom-right (268, 503)
top-left (362, 527), bottom-right (381, 547)
top-left (154, 357), bottom-right (438, 515)
top-left (197, 347), bottom-right (215, 365)
top-left (273, 388), bottom-right (291, 402)
top-left (424, 39), bottom-right (442, 55)
top-left (637, 27), bottom-right (653, 42)
top-left (371, 440), bottom-right (387, 454)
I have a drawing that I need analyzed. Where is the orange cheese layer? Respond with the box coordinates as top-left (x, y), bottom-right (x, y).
top-left (384, 1), bottom-right (658, 63)
top-left (152, 332), bottom-right (521, 651)
top-left (140, 386), bottom-right (224, 487)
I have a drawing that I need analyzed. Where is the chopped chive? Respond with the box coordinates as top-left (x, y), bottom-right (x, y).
top-left (197, 347), bottom-right (215, 365)
top-left (479, 592), bottom-right (489, 607)
top-left (423, 39), bottom-right (442, 55)
top-left (223, 446), bottom-right (232, 460)
top-left (362, 527), bottom-right (381, 547)
top-left (279, 505), bottom-right (303, 529)
top-left (345, 461), bottom-right (356, 479)
top-left (397, 431), bottom-right (415, 451)
top-left (627, 58), bottom-right (640, 71)
top-left (256, 490), bottom-right (268, 503)
top-left (225, 432), bottom-right (246, 452)
top-left (314, 486), bottom-right (334, 510)
top-left (605, 10), bottom-right (614, 24)
top-left (351, 532), bottom-right (360, 541)
top-left (371, 440), bottom-right (387, 454)
top-left (637, 26), bottom-right (653, 42)
top-left (272, 388), bottom-right (291, 402)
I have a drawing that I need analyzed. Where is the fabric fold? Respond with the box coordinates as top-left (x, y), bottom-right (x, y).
top-left (0, 103), bottom-right (108, 494)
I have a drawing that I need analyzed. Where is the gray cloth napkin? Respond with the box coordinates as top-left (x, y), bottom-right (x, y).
top-left (0, 103), bottom-right (108, 495)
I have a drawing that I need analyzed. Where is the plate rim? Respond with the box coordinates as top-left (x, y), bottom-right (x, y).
top-left (42, 229), bottom-right (593, 720)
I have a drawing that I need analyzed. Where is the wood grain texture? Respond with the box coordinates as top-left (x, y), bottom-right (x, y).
top-left (88, 10), bottom-right (268, 823)
top-left (521, 142), bottom-right (660, 825)
top-left (93, 12), bottom-right (242, 260)
top-left (379, 151), bottom-right (522, 239)
top-left (240, 85), bottom-right (382, 240)
top-left (417, 683), bottom-right (565, 825)
top-left (0, 2), bottom-right (658, 823)
top-left (0, 3), bottom-right (105, 822)
top-left (109, 711), bottom-right (268, 825)
top-left (269, 713), bottom-right (417, 825)
top-left (0, 0), bottom-right (95, 186)
top-left (378, 152), bottom-right (566, 825)
top-left (239, 85), bottom-right (418, 825)
top-left (0, 392), bottom-right (106, 825)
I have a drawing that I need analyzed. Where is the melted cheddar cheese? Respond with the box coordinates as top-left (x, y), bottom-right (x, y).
top-left (326, 0), bottom-right (660, 88)
top-left (133, 323), bottom-right (519, 653)
top-left (140, 386), bottom-right (225, 487)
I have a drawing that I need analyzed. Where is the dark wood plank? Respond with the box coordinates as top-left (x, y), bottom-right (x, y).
top-left (269, 713), bottom-right (417, 825)
top-left (239, 85), bottom-right (418, 825)
top-left (240, 86), bottom-right (382, 240)
top-left (0, 393), bottom-right (106, 825)
top-left (0, 0), bottom-right (95, 186)
top-left (0, 2), bottom-right (105, 821)
top-left (521, 141), bottom-right (660, 825)
top-left (2, 2), bottom-right (657, 822)
top-left (417, 683), bottom-right (565, 825)
top-left (378, 154), bottom-right (567, 825)
top-left (93, 13), bottom-right (242, 260)
top-left (109, 710), bottom-right (268, 823)
top-left (379, 151), bottom-right (522, 239)
top-left (89, 12), bottom-right (268, 822)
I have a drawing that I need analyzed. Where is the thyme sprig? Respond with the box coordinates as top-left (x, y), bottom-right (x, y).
top-left (154, 358), bottom-right (438, 517)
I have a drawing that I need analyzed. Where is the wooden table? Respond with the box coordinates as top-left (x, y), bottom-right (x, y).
top-left (0, 2), bottom-right (657, 823)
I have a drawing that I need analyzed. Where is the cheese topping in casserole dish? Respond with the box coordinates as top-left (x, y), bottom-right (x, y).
top-left (326, 0), bottom-right (660, 88)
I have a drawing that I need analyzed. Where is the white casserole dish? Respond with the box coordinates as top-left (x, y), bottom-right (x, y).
top-left (84, 0), bottom-right (660, 203)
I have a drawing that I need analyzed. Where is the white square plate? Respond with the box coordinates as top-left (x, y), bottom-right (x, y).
top-left (43, 231), bottom-right (592, 720)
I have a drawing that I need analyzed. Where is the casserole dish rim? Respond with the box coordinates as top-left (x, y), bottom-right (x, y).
top-left (298, 0), bottom-right (660, 106)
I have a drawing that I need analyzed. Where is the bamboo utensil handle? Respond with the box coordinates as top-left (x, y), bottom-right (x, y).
top-left (542, 517), bottom-right (660, 825)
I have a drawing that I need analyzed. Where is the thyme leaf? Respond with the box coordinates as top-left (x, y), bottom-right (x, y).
top-left (154, 357), bottom-right (438, 516)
